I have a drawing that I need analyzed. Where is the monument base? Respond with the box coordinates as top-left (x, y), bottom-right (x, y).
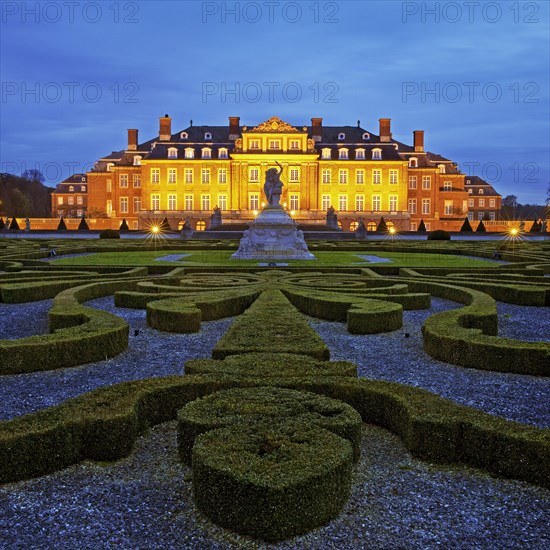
top-left (231, 206), bottom-right (316, 260)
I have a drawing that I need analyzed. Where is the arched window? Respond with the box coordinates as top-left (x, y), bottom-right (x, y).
top-left (362, 132), bottom-right (370, 141)
top-left (168, 148), bottom-right (178, 159)
top-left (409, 157), bottom-right (418, 168)
top-left (367, 221), bottom-right (377, 232)
top-left (321, 148), bottom-right (331, 159)
top-left (218, 148), bottom-right (228, 159)
top-left (202, 148), bottom-right (212, 159)
top-left (204, 132), bottom-right (212, 140)
top-left (438, 164), bottom-right (446, 174)
top-left (180, 132), bottom-right (188, 140)
top-left (185, 148), bottom-right (194, 159)
top-left (337, 221), bottom-right (343, 229)
top-left (177, 219), bottom-right (185, 230)
top-left (479, 188), bottom-right (484, 195)
top-left (372, 148), bottom-right (382, 160)
top-left (338, 133), bottom-right (345, 140)
top-left (69, 186), bottom-right (74, 192)
top-left (196, 220), bottom-right (206, 231)
top-left (81, 177), bottom-right (86, 182)
top-left (81, 186), bottom-right (86, 192)
top-left (386, 220), bottom-right (395, 229)
top-left (349, 221), bottom-right (359, 231)
top-left (133, 155), bottom-right (142, 165)
top-left (339, 148), bottom-right (349, 160)
top-left (468, 188), bottom-right (473, 194)
top-left (355, 149), bottom-right (365, 160)
top-left (107, 163), bottom-right (114, 171)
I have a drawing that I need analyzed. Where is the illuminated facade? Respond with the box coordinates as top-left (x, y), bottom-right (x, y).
top-left (86, 115), bottom-right (478, 231)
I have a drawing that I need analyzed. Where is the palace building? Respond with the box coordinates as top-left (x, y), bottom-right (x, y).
top-left (84, 115), bottom-right (499, 232)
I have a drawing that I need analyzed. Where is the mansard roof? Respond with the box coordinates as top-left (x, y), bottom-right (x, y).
top-left (464, 176), bottom-right (501, 196)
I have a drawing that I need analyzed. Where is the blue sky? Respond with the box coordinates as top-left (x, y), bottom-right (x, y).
top-left (1, 0), bottom-right (548, 203)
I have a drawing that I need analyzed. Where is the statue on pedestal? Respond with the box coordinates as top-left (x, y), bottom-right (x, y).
top-left (263, 161), bottom-right (283, 207)
top-left (210, 206), bottom-right (222, 228)
top-left (326, 206), bottom-right (339, 229)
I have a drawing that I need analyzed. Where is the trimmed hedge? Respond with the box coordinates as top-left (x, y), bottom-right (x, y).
top-left (192, 422), bottom-right (353, 542)
top-left (177, 386), bottom-right (362, 464)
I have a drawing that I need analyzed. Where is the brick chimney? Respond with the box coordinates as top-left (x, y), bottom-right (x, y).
top-left (311, 117), bottom-right (323, 142)
top-left (159, 114), bottom-right (172, 141)
top-left (127, 129), bottom-right (138, 151)
top-left (413, 130), bottom-right (424, 152)
top-left (228, 116), bottom-right (240, 140)
top-left (379, 118), bottom-right (392, 142)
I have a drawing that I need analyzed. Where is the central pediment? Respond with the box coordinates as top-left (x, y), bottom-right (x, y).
top-left (248, 116), bottom-right (302, 133)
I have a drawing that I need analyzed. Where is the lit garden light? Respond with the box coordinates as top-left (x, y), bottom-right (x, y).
top-left (143, 219), bottom-right (168, 253)
top-left (503, 225), bottom-right (524, 262)
top-left (386, 225), bottom-right (399, 244)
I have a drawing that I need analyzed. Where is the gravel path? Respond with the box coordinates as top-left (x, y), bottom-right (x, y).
top-left (0, 299), bottom-right (51, 339)
top-left (309, 298), bottom-right (550, 428)
top-left (0, 297), bottom-right (234, 420)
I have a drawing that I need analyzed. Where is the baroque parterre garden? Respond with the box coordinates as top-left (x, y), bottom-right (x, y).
top-left (0, 237), bottom-right (549, 547)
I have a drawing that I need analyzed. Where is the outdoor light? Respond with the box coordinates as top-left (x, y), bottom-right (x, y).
top-left (290, 210), bottom-right (296, 216)
top-left (253, 210), bottom-right (258, 216)
top-left (151, 225), bottom-right (160, 234)
top-left (510, 227), bottom-right (518, 236)
top-left (388, 226), bottom-right (396, 235)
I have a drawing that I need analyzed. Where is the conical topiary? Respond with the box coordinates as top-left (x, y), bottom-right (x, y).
top-left (0, 217), bottom-right (5, 230)
top-left (161, 217), bottom-right (171, 231)
top-left (460, 217), bottom-right (473, 232)
top-left (417, 219), bottom-right (426, 232)
top-left (529, 219), bottom-right (540, 233)
top-left (57, 217), bottom-right (67, 231)
top-left (376, 217), bottom-right (387, 232)
top-left (9, 217), bottom-right (20, 230)
top-left (78, 216), bottom-right (89, 231)
top-left (476, 220), bottom-right (486, 232)
top-left (119, 218), bottom-right (129, 231)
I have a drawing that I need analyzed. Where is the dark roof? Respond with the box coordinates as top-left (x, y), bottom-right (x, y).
top-left (464, 176), bottom-right (501, 196)
top-left (61, 173), bottom-right (87, 183)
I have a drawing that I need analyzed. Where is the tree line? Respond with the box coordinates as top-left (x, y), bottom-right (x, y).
top-left (0, 171), bottom-right (54, 218)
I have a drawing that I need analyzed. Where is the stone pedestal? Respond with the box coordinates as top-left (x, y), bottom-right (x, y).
top-left (231, 206), bottom-right (315, 260)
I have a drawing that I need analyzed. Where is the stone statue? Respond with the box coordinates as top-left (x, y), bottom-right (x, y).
top-left (24, 218), bottom-right (31, 232)
top-left (355, 217), bottom-right (367, 240)
top-left (210, 206), bottom-right (222, 228)
top-left (326, 206), bottom-right (339, 229)
top-left (180, 217), bottom-right (193, 239)
top-left (263, 161), bottom-right (284, 207)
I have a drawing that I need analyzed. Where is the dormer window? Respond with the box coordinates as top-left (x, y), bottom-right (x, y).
top-left (289, 140), bottom-right (300, 150)
top-left (321, 148), bottom-right (331, 159)
top-left (202, 148), bottom-right (212, 159)
top-left (81, 185), bottom-right (86, 192)
top-left (69, 186), bottom-right (74, 192)
top-left (219, 148), bottom-right (228, 159)
top-left (355, 148), bottom-right (365, 160)
top-left (467, 179), bottom-right (471, 184)
top-left (107, 163), bottom-right (114, 171)
top-left (372, 148), bottom-right (382, 160)
top-left (362, 132), bottom-right (370, 141)
top-left (81, 177), bottom-right (86, 182)
top-left (338, 132), bottom-right (346, 140)
top-left (204, 132), bottom-right (212, 140)
top-left (133, 155), bottom-right (142, 165)
top-left (468, 188), bottom-right (473, 194)
top-left (438, 164), bottom-right (446, 174)
top-left (167, 148), bottom-right (178, 159)
top-left (185, 148), bottom-right (195, 159)
top-left (249, 139), bottom-right (260, 150)
top-left (180, 132), bottom-right (188, 140)
top-left (409, 157), bottom-right (418, 168)
top-left (479, 188), bottom-right (484, 195)
top-left (339, 148), bottom-right (349, 160)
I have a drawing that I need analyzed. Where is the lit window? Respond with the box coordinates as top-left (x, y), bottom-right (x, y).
top-left (185, 148), bottom-right (194, 159)
top-left (356, 170), bottom-right (364, 184)
top-left (372, 195), bottom-right (381, 212)
top-left (439, 164), bottom-right (446, 174)
top-left (120, 175), bottom-right (128, 188)
top-left (339, 169), bottom-right (348, 184)
top-left (68, 197), bottom-right (74, 205)
top-left (339, 148), bottom-right (349, 160)
top-left (249, 194), bottom-right (259, 210)
top-left (290, 194), bottom-right (299, 210)
top-left (168, 169), bottom-right (177, 184)
top-left (372, 149), bottom-right (382, 160)
top-left (81, 185), bottom-right (86, 192)
top-left (57, 196), bottom-right (63, 205)
top-left (489, 198), bottom-right (495, 207)
top-left (106, 200), bottom-right (112, 215)
top-left (133, 197), bottom-right (141, 213)
top-left (107, 163), bottom-right (114, 172)
top-left (322, 195), bottom-right (331, 210)
top-left (408, 198), bottom-right (417, 214)
top-left (201, 168), bottom-right (210, 184)
top-left (120, 197), bottom-right (128, 214)
top-left (322, 169), bottom-right (331, 184)
top-left (269, 140), bottom-right (281, 150)
top-left (185, 195), bottom-right (193, 210)
top-left (219, 148), bottom-right (228, 159)
top-left (289, 168), bottom-right (300, 183)
top-left (422, 175), bottom-right (431, 189)
top-left (468, 199), bottom-right (474, 207)
top-left (151, 169), bottom-right (160, 184)
top-left (355, 195), bottom-right (364, 211)
top-left (443, 181), bottom-right (452, 191)
top-left (350, 221), bottom-right (359, 231)
top-left (218, 169), bottom-right (227, 184)
top-left (289, 140), bottom-right (300, 150)
top-left (249, 139), bottom-right (260, 150)
top-left (167, 148), bottom-right (178, 159)
top-left (422, 198), bottom-right (430, 214)
top-left (409, 175), bottom-right (417, 189)
top-left (133, 174), bottom-right (141, 188)
top-left (185, 169), bottom-right (193, 183)
top-left (76, 209), bottom-right (83, 218)
top-left (202, 148), bottom-right (212, 159)
top-left (389, 170), bottom-right (398, 184)
top-left (106, 180), bottom-right (112, 192)
top-left (468, 188), bottom-right (473, 194)
top-left (356, 149), bottom-right (365, 159)
top-left (389, 195), bottom-right (398, 211)
top-left (249, 168), bottom-right (259, 182)
top-left (321, 148), bottom-right (331, 159)
top-left (201, 194), bottom-right (211, 211)
top-left (339, 194), bottom-right (347, 211)
top-left (77, 196), bottom-right (83, 205)
top-left (372, 170), bottom-right (381, 184)
top-left (151, 194), bottom-right (160, 210)
top-left (196, 220), bottom-right (206, 231)
top-left (444, 200), bottom-right (453, 215)
top-left (168, 194), bottom-right (177, 210)
top-left (218, 194), bottom-right (227, 210)
top-left (479, 198), bottom-right (485, 207)
top-left (479, 188), bottom-right (484, 195)
top-left (69, 186), bottom-right (74, 192)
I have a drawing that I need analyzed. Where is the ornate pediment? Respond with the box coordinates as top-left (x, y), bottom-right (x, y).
top-left (248, 116), bottom-right (301, 133)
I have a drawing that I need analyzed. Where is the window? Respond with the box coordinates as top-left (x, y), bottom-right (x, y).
top-left (389, 195), bottom-right (398, 211)
top-left (133, 174), bottom-right (141, 188)
top-left (356, 149), bottom-right (365, 160)
top-left (76, 209), bottom-right (83, 218)
top-left (468, 199), bottom-right (474, 207)
top-left (249, 139), bottom-right (260, 150)
top-left (468, 212), bottom-right (474, 221)
top-left (106, 200), bottom-right (112, 215)
top-left (422, 198), bottom-right (430, 214)
top-left (438, 164), bottom-right (446, 174)
top-left (249, 194), bottom-right (259, 210)
top-left (107, 163), bottom-right (114, 172)
top-left (350, 221), bottom-right (359, 231)
top-left (372, 195), bottom-right (381, 212)
top-left (119, 174), bottom-right (128, 188)
top-left (409, 175), bottom-right (417, 189)
top-left (356, 170), bottom-right (364, 184)
top-left (339, 194), bottom-right (348, 211)
top-left (249, 168), bottom-right (259, 182)
top-left (478, 212), bottom-right (484, 220)
top-left (204, 132), bottom-right (212, 140)
top-left (289, 140), bottom-right (300, 150)
top-left (168, 194), bottom-right (177, 210)
top-left (168, 169), bottom-right (177, 184)
top-left (201, 168), bottom-right (210, 184)
top-left (367, 221), bottom-right (377, 231)
top-left (180, 132), bottom-right (188, 140)
top-left (69, 186), bottom-right (74, 192)
top-left (185, 195), bottom-right (193, 210)
top-left (219, 148), bottom-right (228, 159)
top-left (468, 188), bottom-right (473, 194)
top-left (269, 140), bottom-right (281, 150)
top-left (322, 195), bottom-right (331, 211)
top-left (185, 148), bottom-right (194, 159)
top-left (479, 188), bottom-right (484, 195)
top-left (151, 194), bottom-right (160, 210)
top-left (133, 155), bottom-right (142, 166)
top-left (81, 185), bottom-right (86, 192)
top-left (218, 194), bottom-right (227, 210)
top-left (409, 158), bottom-right (417, 168)
top-left (133, 197), bottom-right (141, 213)
top-left (410, 222), bottom-right (417, 231)
top-left (408, 198), bottom-right (417, 214)
top-left (322, 169), bottom-right (331, 184)
top-left (444, 200), bottom-right (453, 215)
top-left (489, 212), bottom-right (495, 220)
top-left (489, 198), bottom-right (495, 207)
top-left (443, 181), bottom-right (452, 191)
top-left (422, 175), bottom-right (431, 189)
top-left (338, 133), bottom-right (346, 140)
top-left (389, 170), bottom-right (398, 184)
top-left (339, 148), bottom-right (348, 160)
top-left (106, 179), bottom-right (112, 192)
top-left (339, 169), bottom-right (348, 184)
top-left (168, 148), bottom-right (178, 159)
top-left (202, 148), bottom-right (212, 159)
top-left (218, 169), bottom-right (227, 184)
top-left (289, 168), bottom-right (300, 183)
top-left (185, 169), bottom-right (193, 184)
top-left (201, 194), bottom-right (211, 211)
top-left (290, 194), bottom-right (299, 210)
top-left (355, 195), bottom-right (364, 211)
top-left (151, 169), bottom-right (160, 184)
top-left (479, 198), bottom-right (485, 207)
top-left (362, 132), bottom-right (370, 140)
top-left (321, 148), bottom-right (331, 159)
top-left (196, 220), bottom-right (206, 231)
top-left (77, 196), bottom-right (83, 205)
top-left (372, 170), bottom-right (381, 184)
top-left (372, 148), bottom-right (382, 160)
top-left (68, 197), bottom-right (74, 205)
top-left (120, 197), bottom-right (128, 214)
top-left (57, 196), bottom-right (63, 205)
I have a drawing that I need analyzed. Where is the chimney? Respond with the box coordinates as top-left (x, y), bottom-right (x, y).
top-left (159, 114), bottom-right (172, 141)
top-left (311, 117), bottom-right (323, 142)
top-left (228, 116), bottom-right (240, 140)
top-left (413, 130), bottom-right (424, 152)
top-left (379, 118), bottom-right (392, 142)
top-left (127, 129), bottom-right (138, 151)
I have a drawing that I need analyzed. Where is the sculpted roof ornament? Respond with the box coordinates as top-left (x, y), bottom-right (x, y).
top-left (248, 116), bottom-right (300, 133)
